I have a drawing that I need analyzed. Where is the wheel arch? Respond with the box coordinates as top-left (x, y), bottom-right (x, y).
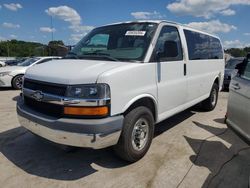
top-left (213, 75), bottom-right (221, 90)
top-left (214, 76), bottom-right (219, 85)
top-left (122, 94), bottom-right (158, 122)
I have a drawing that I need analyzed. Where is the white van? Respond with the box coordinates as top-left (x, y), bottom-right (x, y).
top-left (17, 20), bottom-right (224, 162)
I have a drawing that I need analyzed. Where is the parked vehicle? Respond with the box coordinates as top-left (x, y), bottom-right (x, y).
top-left (223, 57), bottom-right (244, 89)
top-left (0, 56), bottom-right (61, 89)
top-left (0, 60), bottom-right (6, 67)
top-left (17, 20), bottom-right (224, 162)
top-left (5, 58), bottom-right (27, 66)
top-left (226, 53), bottom-right (250, 143)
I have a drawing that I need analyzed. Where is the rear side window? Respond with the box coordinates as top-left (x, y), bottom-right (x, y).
top-left (184, 30), bottom-right (223, 60)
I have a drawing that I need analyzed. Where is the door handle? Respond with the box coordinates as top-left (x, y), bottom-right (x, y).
top-left (184, 64), bottom-right (187, 76)
top-left (231, 83), bottom-right (241, 90)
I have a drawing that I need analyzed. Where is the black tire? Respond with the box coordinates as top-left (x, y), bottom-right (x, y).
top-left (114, 106), bottom-right (154, 162)
top-left (12, 74), bottom-right (23, 89)
top-left (201, 83), bottom-right (219, 111)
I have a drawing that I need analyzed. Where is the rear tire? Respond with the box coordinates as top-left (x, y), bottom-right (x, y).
top-left (12, 75), bottom-right (23, 89)
top-left (201, 83), bottom-right (219, 111)
top-left (114, 106), bottom-right (154, 162)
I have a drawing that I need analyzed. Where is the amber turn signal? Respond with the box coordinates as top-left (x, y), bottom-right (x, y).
top-left (64, 106), bottom-right (109, 116)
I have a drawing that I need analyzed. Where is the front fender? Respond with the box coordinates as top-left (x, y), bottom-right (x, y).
top-left (122, 94), bottom-right (158, 119)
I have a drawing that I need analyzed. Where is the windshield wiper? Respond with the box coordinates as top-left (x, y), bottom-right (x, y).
top-left (80, 52), bottom-right (120, 61)
top-left (63, 52), bottom-right (79, 59)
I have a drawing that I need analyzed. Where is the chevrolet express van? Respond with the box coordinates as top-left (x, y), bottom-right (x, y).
top-left (17, 20), bottom-right (224, 162)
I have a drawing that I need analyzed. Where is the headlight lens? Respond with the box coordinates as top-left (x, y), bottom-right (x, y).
top-left (66, 84), bottom-right (110, 99)
top-left (0, 71), bottom-right (11, 77)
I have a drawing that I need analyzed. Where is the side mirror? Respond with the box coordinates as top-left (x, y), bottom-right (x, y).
top-left (235, 59), bottom-right (247, 75)
top-left (235, 62), bottom-right (242, 70)
top-left (155, 51), bottom-right (161, 62)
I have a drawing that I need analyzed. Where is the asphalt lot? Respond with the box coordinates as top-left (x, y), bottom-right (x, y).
top-left (0, 89), bottom-right (249, 188)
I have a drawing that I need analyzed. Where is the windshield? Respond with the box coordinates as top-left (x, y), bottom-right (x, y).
top-left (17, 58), bottom-right (39, 66)
top-left (226, 59), bottom-right (243, 69)
top-left (66, 23), bottom-right (158, 62)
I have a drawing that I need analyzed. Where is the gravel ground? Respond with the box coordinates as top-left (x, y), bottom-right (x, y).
top-left (0, 89), bottom-right (249, 188)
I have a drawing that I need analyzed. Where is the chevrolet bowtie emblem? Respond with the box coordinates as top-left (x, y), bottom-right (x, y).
top-left (31, 91), bottom-right (44, 101)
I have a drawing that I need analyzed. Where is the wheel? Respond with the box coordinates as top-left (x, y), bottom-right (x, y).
top-left (201, 83), bottom-right (219, 111)
top-left (114, 106), bottom-right (154, 162)
top-left (12, 75), bottom-right (23, 89)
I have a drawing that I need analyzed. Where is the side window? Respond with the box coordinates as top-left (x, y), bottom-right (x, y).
top-left (154, 26), bottom-right (183, 61)
top-left (242, 59), bottom-right (250, 80)
top-left (81, 34), bottom-right (109, 53)
top-left (184, 30), bottom-right (223, 60)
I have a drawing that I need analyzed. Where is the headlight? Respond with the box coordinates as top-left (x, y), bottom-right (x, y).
top-left (0, 71), bottom-right (11, 77)
top-left (66, 84), bottom-right (110, 99)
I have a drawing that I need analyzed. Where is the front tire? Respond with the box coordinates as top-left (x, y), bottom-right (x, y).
top-left (114, 106), bottom-right (154, 162)
top-left (201, 83), bottom-right (219, 111)
top-left (12, 75), bottom-right (23, 89)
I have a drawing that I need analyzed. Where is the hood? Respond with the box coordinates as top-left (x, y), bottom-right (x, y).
top-left (25, 59), bottom-right (129, 85)
top-left (0, 66), bottom-right (26, 73)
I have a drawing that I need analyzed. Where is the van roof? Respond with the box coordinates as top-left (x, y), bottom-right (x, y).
top-left (103, 20), bottom-right (220, 39)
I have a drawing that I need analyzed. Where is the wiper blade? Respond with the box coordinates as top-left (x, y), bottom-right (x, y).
top-left (80, 52), bottom-right (119, 61)
top-left (63, 52), bottom-right (79, 59)
top-left (84, 52), bottom-right (110, 56)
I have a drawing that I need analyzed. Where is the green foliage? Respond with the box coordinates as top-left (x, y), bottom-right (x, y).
top-left (46, 40), bottom-right (68, 56)
top-left (225, 47), bottom-right (250, 57)
top-left (48, 40), bottom-right (64, 46)
top-left (0, 40), bottom-right (47, 57)
top-left (0, 40), bottom-right (68, 57)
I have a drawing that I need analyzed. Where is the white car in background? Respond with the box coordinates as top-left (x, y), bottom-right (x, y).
top-left (0, 56), bottom-right (61, 89)
top-left (0, 60), bottom-right (6, 67)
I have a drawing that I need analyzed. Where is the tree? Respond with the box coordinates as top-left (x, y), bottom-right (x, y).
top-left (225, 48), bottom-right (247, 57)
top-left (47, 40), bottom-right (68, 56)
top-left (0, 40), bottom-right (45, 57)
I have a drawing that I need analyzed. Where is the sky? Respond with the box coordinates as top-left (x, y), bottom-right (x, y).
top-left (0, 0), bottom-right (250, 49)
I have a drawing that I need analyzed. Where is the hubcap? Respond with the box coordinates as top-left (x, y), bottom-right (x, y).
top-left (131, 118), bottom-right (149, 151)
top-left (16, 76), bottom-right (23, 89)
top-left (211, 89), bottom-right (217, 106)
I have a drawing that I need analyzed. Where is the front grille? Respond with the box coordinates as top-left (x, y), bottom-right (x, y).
top-left (24, 96), bottom-right (63, 118)
top-left (24, 79), bottom-right (67, 96)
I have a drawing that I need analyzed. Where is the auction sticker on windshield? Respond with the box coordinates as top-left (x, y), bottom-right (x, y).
top-left (125, 31), bottom-right (146, 36)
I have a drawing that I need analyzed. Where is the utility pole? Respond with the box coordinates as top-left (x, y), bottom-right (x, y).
top-left (50, 16), bottom-right (54, 41)
top-left (6, 42), bottom-right (10, 57)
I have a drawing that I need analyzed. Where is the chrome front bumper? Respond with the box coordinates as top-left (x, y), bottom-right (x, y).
top-left (17, 100), bottom-right (123, 149)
